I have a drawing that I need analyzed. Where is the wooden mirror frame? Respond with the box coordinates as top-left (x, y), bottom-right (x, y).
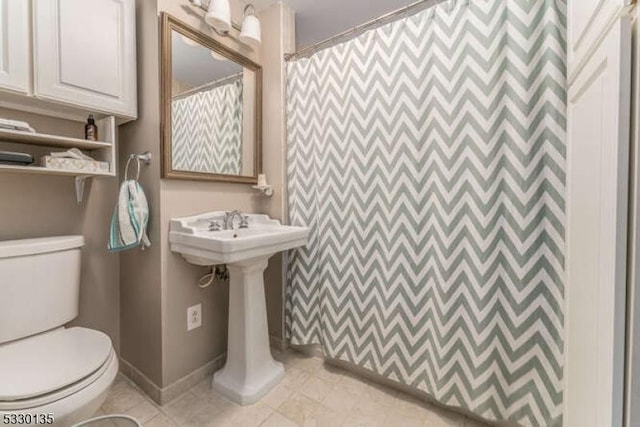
top-left (160, 13), bottom-right (263, 183)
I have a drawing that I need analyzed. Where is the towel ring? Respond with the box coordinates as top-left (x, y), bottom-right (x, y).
top-left (124, 156), bottom-right (141, 181)
top-left (124, 152), bottom-right (152, 181)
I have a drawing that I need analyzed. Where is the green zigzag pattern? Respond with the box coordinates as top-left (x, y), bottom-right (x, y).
top-left (286, 0), bottom-right (566, 426)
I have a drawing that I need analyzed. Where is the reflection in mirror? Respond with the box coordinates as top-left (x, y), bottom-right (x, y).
top-left (161, 13), bottom-right (262, 183)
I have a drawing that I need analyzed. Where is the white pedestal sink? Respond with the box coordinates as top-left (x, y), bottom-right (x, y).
top-left (169, 212), bottom-right (309, 405)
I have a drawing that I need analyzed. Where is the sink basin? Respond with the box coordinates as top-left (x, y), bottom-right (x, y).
top-left (169, 212), bottom-right (309, 406)
top-left (169, 212), bottom-right (308, 265)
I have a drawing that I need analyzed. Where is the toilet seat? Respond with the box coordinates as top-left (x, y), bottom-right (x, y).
top-left (0, 327), bottom-right (115, 411)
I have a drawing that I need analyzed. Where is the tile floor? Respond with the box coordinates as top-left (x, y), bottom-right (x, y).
top-left (98, 351), bottom-right (490, 427)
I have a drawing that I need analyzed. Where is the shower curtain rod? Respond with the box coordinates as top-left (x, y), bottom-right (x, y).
top-left (284, 0), bottom-right (445, 62)
top-left (172, 71), bottom-right (243, 100)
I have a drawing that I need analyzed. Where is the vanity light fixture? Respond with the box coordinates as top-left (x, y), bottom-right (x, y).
top-left (239, 4), bottom-right (261, 46)
top-left (189, 0), bottom-right (262, 47)
top-left (205, 0), bottom-right (232, 33)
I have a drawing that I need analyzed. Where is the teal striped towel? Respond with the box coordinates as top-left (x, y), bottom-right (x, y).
top-left (108, 180), bottom-right (151, 252)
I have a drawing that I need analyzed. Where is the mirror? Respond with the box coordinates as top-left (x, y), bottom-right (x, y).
top-left (161, 13), bottom-right (262, 183)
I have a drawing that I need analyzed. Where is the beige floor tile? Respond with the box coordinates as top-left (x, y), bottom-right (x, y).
top-left (351, 395), bottom-right (387, 418)
top-left (124, 400), bottom-right (160, 424)
top-left (384, 412), bottom-right (426, 427)
top-left (261, 412), bottom-right (298, 427)
top-left (335, 371), bottom-right (365, 384)
top-left (182, 406), bottom-right (234, 427)
top-left (337, 375), bottom-right (370, 396)
top-left (228, 402), bottom-right (272, 426)
top-left (190, 379), bottom-right (241, 414)
top-left (277, 394), bottom-right (322, 425)
top-left (342, 413), bottom-right (387, 427)
top-left (166, 384), bottom-right (273, 427)
top-left (169, 399), bottom-right (235, 427)
top-left (280, 367), bottom-right (312, 390)
top-left (143, 414), bottom-right (176, 427)
top-left (299, 376), bottom-right (335, 402)
top-left (362, 382), bottom-right (398, 407)
top-left (117, 351), bottom-right (488, 427)
top-left (301, 406), bottom-right (348, 427)
top-left (313, 365), bottom-right (348, 384)
top-left (421, 408), bottom-right (465, 427)
top-left (262, 383), bottom-right (296, 410)
top-left (163, 392), bottom-right (210, 424)
top-left (101, 382), bottom-right (146, 414)
top-left (110, 375), bottom-right (135, 395)
top-left (287, 357), bottom-right (324, 373)
top-left (392, 394), bottom-right (435, 420)
top-left (189, 378), bottom-right (212, 396)
top-left (320, 386), bottom-right (359, 413)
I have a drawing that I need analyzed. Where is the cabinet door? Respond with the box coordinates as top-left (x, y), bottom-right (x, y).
top-left (564, 17), bottom-right (631, 427)
top-left (568, 0), bottom-right (631, 80)
top-left (0, 0), bottom-right (30, 94)
top-left (33, 0), bottom-right (137, 118)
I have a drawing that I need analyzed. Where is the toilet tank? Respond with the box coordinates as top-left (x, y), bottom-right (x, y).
top-left (0, 236), bottom-right (84, 344)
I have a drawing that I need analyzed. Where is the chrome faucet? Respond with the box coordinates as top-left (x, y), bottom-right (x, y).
top-left (222, 210), bottom-right (249, 230)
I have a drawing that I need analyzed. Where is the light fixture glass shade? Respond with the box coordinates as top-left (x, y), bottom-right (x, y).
top-left (181, 35), bottom-right (198, 47)
top-left (210, 50), bottom-right (227, 61)
top-left (239, 14), bottom-right (261, 46)
top-left (205, 0), bottom-right (231, 33)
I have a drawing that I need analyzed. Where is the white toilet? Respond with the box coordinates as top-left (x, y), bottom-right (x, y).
top-left (0, 236), bottom-right (119, 426)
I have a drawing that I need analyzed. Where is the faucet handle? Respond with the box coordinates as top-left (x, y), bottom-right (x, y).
top-left (208, 220), bottom-right (221, 231)
top-left (239, 215), bottom-right (249, 229)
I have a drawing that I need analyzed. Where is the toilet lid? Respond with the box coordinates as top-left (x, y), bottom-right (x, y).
top-left (0, 327), bottom-right (112, 401)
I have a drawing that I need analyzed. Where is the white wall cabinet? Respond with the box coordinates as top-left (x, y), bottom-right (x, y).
top-left (0, 0), bottom-right (136, 121)
top-left (0, 0), bottom-right (30, 94)
top-left (564, 17), bottom-right (631, 427)
top-left (568, 0), bottom-right (631, 82)
top-left (33, 0), bottom-right (137, 119)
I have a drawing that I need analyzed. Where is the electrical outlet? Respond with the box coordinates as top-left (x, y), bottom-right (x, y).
top-left (187, 304), bottom-right (202, 331)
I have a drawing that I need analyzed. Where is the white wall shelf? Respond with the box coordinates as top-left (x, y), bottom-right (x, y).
top-left (0, 116), bottom-right (118, 203)
top-left (0, 128), bottom-right (111, 150)
top-left (0, 164), bottom-right (112, 178)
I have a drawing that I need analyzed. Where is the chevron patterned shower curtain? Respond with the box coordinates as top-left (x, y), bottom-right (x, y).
top-left (286, 1), bottom-right (566, 426)
top-left (172, 78), bottom-right (243, 174)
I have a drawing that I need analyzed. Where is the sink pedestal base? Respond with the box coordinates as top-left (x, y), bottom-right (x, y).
top-left (212, 257), bottom-right (284, 405)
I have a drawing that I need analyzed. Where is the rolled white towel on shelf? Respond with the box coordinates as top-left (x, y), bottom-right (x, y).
top-left (49, 148), bottom-right (95, 161)
top-left (0, 118), bottom-right (35, 133)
